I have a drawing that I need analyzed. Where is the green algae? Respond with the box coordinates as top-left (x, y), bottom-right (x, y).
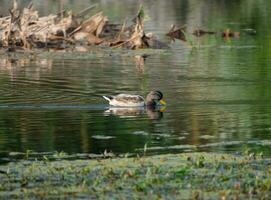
top-left (0, 152), bottom-right (270, 199)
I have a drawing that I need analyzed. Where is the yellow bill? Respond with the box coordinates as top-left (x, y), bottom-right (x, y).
top-left (159, 99), bottom-right (167, 105)
top-left (159, 107), bottom-right (167, 112)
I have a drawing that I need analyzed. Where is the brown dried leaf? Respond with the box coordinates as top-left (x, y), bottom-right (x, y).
top-left (80, 12), bottom-right (108, 37)
top-left (86, 33), bottom-right (103, 45)
top-left (166, 25), bottom-right (187, 41)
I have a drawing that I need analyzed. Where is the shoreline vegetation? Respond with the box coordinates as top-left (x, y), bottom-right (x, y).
top-left (0, 152), bottom-right (270, 199)
top-left (0, 0), bottom-right (169, 52)
top-left (0, 0), bottom-right (248, 52)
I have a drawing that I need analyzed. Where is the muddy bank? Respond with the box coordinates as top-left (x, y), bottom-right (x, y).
top-left (0, 152), bottom-right (270, 199)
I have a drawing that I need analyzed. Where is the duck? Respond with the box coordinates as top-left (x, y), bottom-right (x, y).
top-left (102, 90), bottom-right (166, 107)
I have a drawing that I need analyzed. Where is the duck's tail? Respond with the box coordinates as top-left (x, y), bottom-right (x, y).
top-left (102, 95), bottom-right (113, 102)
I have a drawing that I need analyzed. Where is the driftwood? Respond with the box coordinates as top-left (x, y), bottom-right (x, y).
top-left (0, 1), bottom-right (167, 51)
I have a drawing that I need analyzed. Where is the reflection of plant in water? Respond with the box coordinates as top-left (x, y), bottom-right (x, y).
top-left (143, 143), bottom-right (148, 156)
top-left (134, 55), bottom-right (145, 72)
top-left (0, 57), bottom-right (52, 80)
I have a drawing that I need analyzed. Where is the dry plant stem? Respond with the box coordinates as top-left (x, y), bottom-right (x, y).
top-left (0, 2), bottom-right (161, 50)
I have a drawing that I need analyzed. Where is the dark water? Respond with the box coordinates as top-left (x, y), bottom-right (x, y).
top-left (1, 0), bottom-right (271, 160)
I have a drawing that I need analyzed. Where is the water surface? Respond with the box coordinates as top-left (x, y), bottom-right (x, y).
top-left (1, 0), bottom-right (271, 160)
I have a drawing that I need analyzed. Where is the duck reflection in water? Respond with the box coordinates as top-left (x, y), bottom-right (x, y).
top-left (104, 106), bottom-right (165, 120)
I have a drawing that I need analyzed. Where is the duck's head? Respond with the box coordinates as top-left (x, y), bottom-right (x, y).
top-left (146, 90), bottom-right (166, 107)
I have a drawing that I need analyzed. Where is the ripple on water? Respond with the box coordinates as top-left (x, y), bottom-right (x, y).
top-left (0, 0), bottom-right (271, 157)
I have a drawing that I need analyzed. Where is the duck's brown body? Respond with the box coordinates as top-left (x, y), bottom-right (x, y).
top-left (103, 91), bottom-right (166, 107)
top-left (103, 94), bottom-right (145, 107)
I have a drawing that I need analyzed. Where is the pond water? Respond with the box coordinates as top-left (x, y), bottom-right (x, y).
top-left (1, 0), bottom-right (271, 161)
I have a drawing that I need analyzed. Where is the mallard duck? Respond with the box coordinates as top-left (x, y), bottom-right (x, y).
top-left (102, 90), bottom-right (166, 107)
